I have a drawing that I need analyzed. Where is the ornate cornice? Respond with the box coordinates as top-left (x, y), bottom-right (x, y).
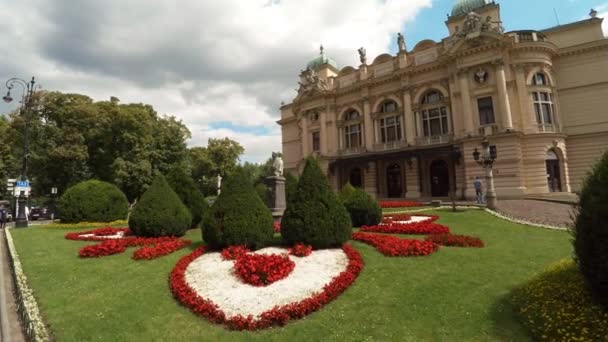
top-left (556, 39), bottom-right (608, 57)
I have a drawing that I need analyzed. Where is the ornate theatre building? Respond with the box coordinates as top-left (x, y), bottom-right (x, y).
top-left (278, 0), bottom-right (608, 199)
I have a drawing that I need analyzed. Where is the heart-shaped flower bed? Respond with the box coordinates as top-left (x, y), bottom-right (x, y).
top-left (171, 245), bottom-right (363, 330)
top-left (233, 253), bottom-right (295, 286)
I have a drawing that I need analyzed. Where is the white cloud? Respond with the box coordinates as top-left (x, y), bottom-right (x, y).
top-left (0, 0), bottom-right (431, 163)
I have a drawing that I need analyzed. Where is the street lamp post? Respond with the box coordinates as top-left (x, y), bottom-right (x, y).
top-left (3, 76), bottom-right (39, 228)
top-left (472, 137), bottom-right (498, 210)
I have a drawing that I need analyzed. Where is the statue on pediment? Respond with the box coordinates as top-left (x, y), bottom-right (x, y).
top-left (297, 67), bottom-right (328, 96)
top-left (358, 47), bottom-right (367, 65)
top-left (397, 33), bottom-right (406, 52)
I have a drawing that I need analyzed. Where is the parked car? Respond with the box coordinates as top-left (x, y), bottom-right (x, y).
top-left (30, 207), bottom-right (53, 220)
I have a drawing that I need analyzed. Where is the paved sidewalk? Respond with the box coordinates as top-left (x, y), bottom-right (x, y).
top-left (0, 229), bottom-right (26, 342)
top-left (495, 199), bottom-right (576, 228)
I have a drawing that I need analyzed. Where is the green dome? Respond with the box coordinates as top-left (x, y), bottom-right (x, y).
top-left (451, 0), bottom-right (489, 17)
top-left (307, 45), bottom-right (338, 71)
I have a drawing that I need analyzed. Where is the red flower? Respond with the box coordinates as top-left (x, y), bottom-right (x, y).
top-left (273, 221), bottom-right (281, 233)
top-left (361, 216), bottom-right (448, 235)
top-left (233, 254), bottom-right (295, 286)
top-left (381, 213), bottom-right (412, 223)
top-left (425, 234), bottom-right (484, 248)
top-left (79, 239), bottom-right (126, 257)
top-left (351, 232), bottom-right (439, 257)
top-left (289, 243), bottom-right (312, 257)
top-left (221, 245), bottom-right (251, 260)
top-left (169, 244), bottom-right (364, 330)
top-left (65, 227), bottom-right (131, 241)
top-left (379, 201), bottom-right (423, 208)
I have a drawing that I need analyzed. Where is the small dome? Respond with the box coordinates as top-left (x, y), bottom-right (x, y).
top-left (451, 0), bottom-right (489, 17)
top-left (306, 45), bottom-right (338, 71)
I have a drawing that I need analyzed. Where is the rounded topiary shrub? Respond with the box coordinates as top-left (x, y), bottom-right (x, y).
top-left (340, 184), bottom-right (382, 228)
top-left (166, 168), bottom-right (208, 228)
top-left (129, 174), bottom-right (192, 237)
top-left (573, 150), bottom-right (608, 309)
top-left (59, 180), bottom-right (128, 223)
top-left (202, 169), bottom-right (274, 249)
top-left (281, 157), bottom-right (352, 249)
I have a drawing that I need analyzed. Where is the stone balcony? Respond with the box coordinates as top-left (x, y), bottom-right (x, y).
top-left (373, 140), bottom-right (409, 152)
top-left (337, 146), bottom-right (367, 156)
top-left (415, 134), bottom-right (454, 146)
top-left (537, 124), bottom-right (558, 133)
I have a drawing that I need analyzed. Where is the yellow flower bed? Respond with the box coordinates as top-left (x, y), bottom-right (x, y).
top-left (43, 220), bottom-right (128, 229)
top-left (511, 259), bottom-right (608, 341)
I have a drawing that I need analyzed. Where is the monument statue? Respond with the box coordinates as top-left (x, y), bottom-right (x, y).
top-left (358, 47), bottom-right (367, 65)
top-left (217, 173), bottom-right (222, 195)
top-left (272, 153), bottom-right (284, 177)
top-left (397, 32), bottom-right (406, 52)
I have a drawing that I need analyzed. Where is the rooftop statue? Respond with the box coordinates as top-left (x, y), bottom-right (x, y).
top-left (358, 47), bottom-right (367, 64)
top-left (397, 32), bottom-right (406, 52)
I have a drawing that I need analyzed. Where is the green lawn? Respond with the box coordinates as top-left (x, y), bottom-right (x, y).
top-left (10, 209), bottom-right (571, 341)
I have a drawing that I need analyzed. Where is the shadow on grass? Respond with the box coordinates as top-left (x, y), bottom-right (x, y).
top-left (490, 291), bottom-right (530, 341)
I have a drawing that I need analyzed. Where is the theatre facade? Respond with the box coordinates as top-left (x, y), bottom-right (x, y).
top-left (278, 0), bottom-right (608, 200)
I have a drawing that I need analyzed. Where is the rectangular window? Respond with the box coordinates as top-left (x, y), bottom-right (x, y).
top-left (477, 97), bottom-right (495, 125)
top-left (345, 124), bottom-right (361, 148)
top-left (422, 107), bottom-right (450, 137)
top-left (312, 131), bottom-right (320, 152)
top-left (380, 116), bottom-right (402, 143)
top-left (533, 92), bottom-right (554, 126)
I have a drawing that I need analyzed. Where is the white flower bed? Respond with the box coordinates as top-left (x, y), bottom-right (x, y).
top-left (4, 228), bottom-right (50, 341)
top-left (184, 247), bottom-right (348, 319)
top-left (387, 215), bottom-right (433, 224)
top-left (78, 231), bottom-right (125, 239)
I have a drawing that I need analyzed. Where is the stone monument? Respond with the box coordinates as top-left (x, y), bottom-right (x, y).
top-left (265, 152), bottom-right (287, 222)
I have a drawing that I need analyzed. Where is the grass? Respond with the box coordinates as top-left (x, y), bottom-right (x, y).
top-left (10, 209), bottom-right (571, 341)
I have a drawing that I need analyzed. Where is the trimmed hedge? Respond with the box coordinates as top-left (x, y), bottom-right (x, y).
top-left (166, 168), bottom-right (208, 228)
top-left (129, 174), bottom-right (191, 237)
top-left (202, 169), bottom-right (274, 249)
top-left (573, 150), bottom-right (608, 309)
top-left (340, 184), bottom-right (382, 228)
top-left (281, 157), bottom-right (352, 248)
top-left (58, 180), bottom-right (128, 223)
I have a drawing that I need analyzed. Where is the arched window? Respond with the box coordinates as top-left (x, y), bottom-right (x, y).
top-left (531, 73), bottom-right (555, 132)
top-left (343, 109), bottom-right (362, 148)
top-left (420, 90), bottom-right (450, 137)
top-left (378, 100), bottom-right (402, 143)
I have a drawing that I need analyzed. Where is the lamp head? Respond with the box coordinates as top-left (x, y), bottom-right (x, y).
top-left (3, 90), bottom-right (12, 103)
top-left (473, 148), bottom-right (480, 161)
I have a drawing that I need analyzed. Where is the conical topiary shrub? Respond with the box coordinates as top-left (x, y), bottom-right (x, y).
top-left (166, 167), bottom-right (208, 228)
top-left (285, 172), bottom-right (299, 206)
top-left (340, 184), bottom-right (382, 228)
top-left (59, 180), bottom-right (128, 223)
top-left (573, 150), bottom-right (608, 309)
top-left (281, 157), bottom-right (352, 248)
top-left (129, 174), bottom-right (192, 237)
top-left (202, 168), bottom-right (274, 249)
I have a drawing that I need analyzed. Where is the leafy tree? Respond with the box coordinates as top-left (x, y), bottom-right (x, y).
top-left (58, 180), bottom-right (128, 223)
top-left (202, 168), bottom-right (273, 249)
top-left (189, 138), bottom-right (245, 196)
top-left (0, 116), bottom-right (19, 198)
top-left (129, 174), bottom-right (191, 237)
top-left (573, 151), bottom-right (608, 309)
top-left (166, 167), bottom-right (208, 228)
top-left (281, 157), bottom-right (352, 248)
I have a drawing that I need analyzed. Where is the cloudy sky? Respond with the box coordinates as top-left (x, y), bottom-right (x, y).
top-left (1, 0), bottom-right (606, 163)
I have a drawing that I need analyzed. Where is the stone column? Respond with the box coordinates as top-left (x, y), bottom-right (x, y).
top-left (319, 111), bottom-right (328, 155)
top-left (301, 116), bottom-right (309, 157)
top-left (363, 99), bottom-right (374, 150)
top-left (403, 90), bottom-right (416, 144)
top-left (496, 62), bottom-right (514, 130)
top-left (405, 158), bottom-right (421, 198)
top-left (458, 70), bottom-right (475, 135)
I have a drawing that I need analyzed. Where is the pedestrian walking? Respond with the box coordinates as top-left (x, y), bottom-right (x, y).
top-left (473, 176), bottom-right (484, 204)
top-left (0, 205), bottom-right (7, 229)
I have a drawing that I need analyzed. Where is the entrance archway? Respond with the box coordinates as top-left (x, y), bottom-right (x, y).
top-left (546, 150), bottom-right (562, 192)
top-left (349, 167), bottom-right (363, 188)
top-left (430, 160), bottom-right (450, 197)
top-left (386, 164), bottom-right (403, 198)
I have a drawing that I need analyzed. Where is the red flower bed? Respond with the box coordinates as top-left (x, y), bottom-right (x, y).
top-left (273, 221), bottom-right (281, 233)
top-left (379, 201), bottom-right (424, 208)
top-left (289, 243), bottom-right (312, 257)
top-left (351, 232), bottom-right (439, 257)
top-left (425, 234), bottom-right (484, 248)
top-left (170, 244), bottom-right (364, 330)
top-left (221, 245), bottom-right (251, 260)
top-left (65, 227), bottom-right (131, 241)
top-left (132, 239), bottom-right (192, 260)
top-left (381, 213), bottom-right (412, 223)
top-left (361, 219), bottom-right (449, 235)
top-left (67, 227), bottom-right (190, 260)
top-left (233, 254), bottom-right (295, 286)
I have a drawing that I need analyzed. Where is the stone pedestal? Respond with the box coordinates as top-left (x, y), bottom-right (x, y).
top-left (265, 175), bottom-right (286, 222)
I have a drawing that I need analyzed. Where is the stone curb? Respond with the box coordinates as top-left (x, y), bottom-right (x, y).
top-left (4, 228), bottom-right (50, 342)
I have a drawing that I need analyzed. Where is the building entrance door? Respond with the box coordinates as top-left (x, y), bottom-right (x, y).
top-left (386, 164), bottom-right (403, 198)
top-left (546, 151), bottom-right (562, 192)
top-left (430, 160), bottom-right (450, 197)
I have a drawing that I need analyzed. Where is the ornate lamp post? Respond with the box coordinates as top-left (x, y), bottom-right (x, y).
top-left (472, 137), bottom-right (498, 210)
top-left (3, 76), bottom-right (39, 228)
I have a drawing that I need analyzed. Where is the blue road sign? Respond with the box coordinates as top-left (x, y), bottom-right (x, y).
top-left (15, 181), bottom-right (30, 187)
